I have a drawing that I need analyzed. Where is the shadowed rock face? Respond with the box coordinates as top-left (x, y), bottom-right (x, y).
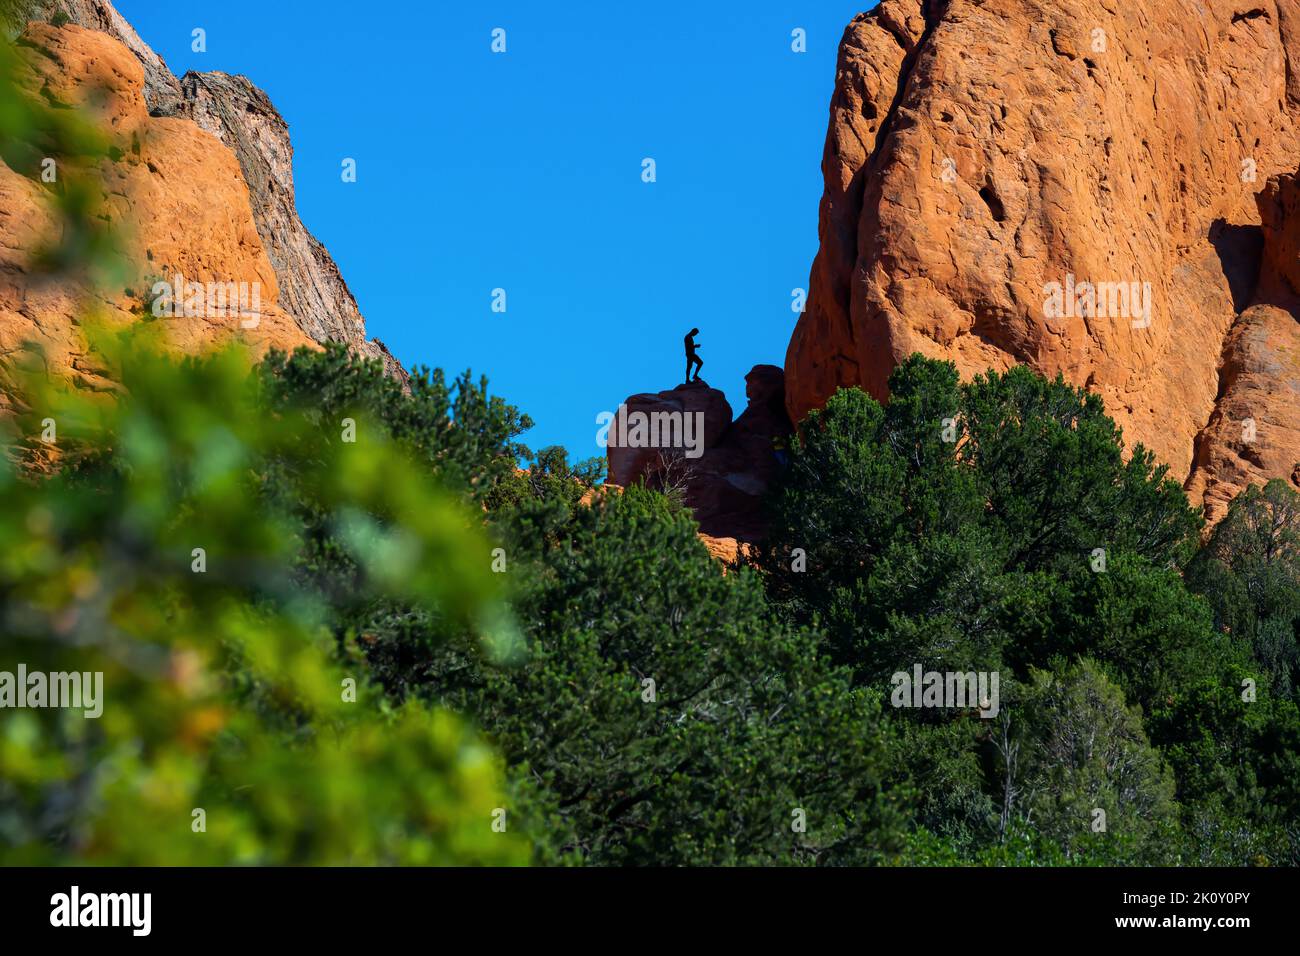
top-left (607, 365), bottom-right (792, 544)
top-left (175, 72), bottom-right (364, 348)
top-left (51, 0), bottom-right (404, 378)
top-left (1186, 170), bottom-right (1300, 521)
top-left (788, 0), bottom-right (1300, 521)
top-left (606, 379), bottom-right (734, 490)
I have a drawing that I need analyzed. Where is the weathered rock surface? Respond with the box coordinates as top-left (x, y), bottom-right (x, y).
top-left (789, 0), bottom-right (1300, 521)
top-left (19, 0), bottom-right (404, 378)
top-left (607, 366), bottom-right (792, 543)
top-left (174, 71), bottom-right (396, 367)
top-left (0, 22), bottom-right (314, 412)
top-left (52, 0), bottom-right (183, 114)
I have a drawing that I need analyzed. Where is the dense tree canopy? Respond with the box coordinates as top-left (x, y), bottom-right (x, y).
top-left (757, 356), bottom-right (1299, 865)
top-left (3, 330), bottom-right (1298, 865)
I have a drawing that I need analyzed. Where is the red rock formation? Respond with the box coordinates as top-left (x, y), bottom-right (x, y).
top-left (697, 534), bottom-right (753, 566)
top-left (174, 70), bottom-right (403, 377)
top-left (788, 0), bottom-right (1300, 521)
top-left (606, 379), bottom-right (733, 489)
top-left (607, 365), bottom-right (792, 543)
top-left (52, 0), bottom-right (183, 114)
top-left (0, 22), bottom-right (315, 410)
top-left (45, 0), bottom-right (404, 377)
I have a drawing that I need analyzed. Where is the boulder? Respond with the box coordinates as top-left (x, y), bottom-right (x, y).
top-left (606, 365), bottom-right (792, 542)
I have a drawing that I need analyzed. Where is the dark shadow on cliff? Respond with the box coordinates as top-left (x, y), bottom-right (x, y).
top-left (1210, 219), bottom-right (1264, 314)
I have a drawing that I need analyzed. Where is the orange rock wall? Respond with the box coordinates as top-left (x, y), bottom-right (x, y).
top-left (788, 0), bottom-right (1300, 521)
top-left (0, 23), bottom-right (313, 406)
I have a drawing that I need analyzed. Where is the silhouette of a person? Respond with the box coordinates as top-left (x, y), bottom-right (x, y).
top-left (684, 328), bottom-right (703, 383)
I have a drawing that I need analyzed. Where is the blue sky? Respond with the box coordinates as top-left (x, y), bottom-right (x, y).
top-left (117, 0), bottom-right (872, 459)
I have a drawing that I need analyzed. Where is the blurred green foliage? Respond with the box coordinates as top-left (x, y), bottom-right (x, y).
top-left (0, 328), bottom-right (530, 864)
top-left (0, 30), bottom-right (531, 862)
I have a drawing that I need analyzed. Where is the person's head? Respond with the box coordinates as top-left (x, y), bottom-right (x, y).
top-left (689, 327), bottom-right (699, 336)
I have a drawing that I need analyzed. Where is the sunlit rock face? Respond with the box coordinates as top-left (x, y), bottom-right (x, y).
top-left (19, 0), bottom-right (405, 377)
top-left (0, 21), bottom-right (315, 417)
top-left (787, 0), bottom-right (1300, 521)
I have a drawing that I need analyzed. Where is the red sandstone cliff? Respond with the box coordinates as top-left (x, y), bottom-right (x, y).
top-left (1, 0), bottom-right (403, 390)
top-left (788, 0), bottom-right (1300, 522)
top-left (0, 21), bottom-right (316, 407)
